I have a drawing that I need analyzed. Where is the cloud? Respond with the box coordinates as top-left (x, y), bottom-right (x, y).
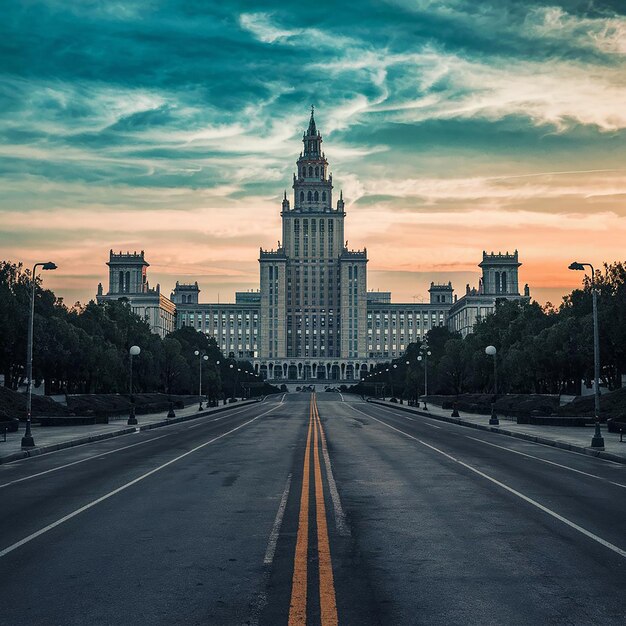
top-left (1, 1), bottom-right (625, 305)
top-left (522, 6), bottom-right (626, 55)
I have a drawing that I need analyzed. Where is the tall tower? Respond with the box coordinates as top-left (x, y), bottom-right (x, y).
top-left (260, 108), bottom-right (367, 362)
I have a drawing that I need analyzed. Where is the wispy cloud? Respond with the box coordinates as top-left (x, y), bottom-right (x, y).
top-left (1, 1), bottom-right (625, 305)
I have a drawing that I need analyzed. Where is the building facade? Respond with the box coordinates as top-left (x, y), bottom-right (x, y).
top-left (96, 250), bottom-right (176, 338)
top-left (447, 251), bottom-right (530, 337)
top-left (96, 110), bottom-right (528, 380)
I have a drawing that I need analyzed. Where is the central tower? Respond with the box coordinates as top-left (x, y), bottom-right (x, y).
top-left (259, 108), bottom-right (367, 365)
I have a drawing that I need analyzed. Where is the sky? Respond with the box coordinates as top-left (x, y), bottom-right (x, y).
top-left (1, 0), bottom-right (625, 307)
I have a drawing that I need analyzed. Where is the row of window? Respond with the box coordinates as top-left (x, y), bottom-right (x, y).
top-left (299, 164), bottom-right (325, 178)
top-left (299, 190), bottom-right (327, 203)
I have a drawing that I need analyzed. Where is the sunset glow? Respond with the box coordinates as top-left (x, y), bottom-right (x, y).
top-left (2, 2), bottom-right (625, 306)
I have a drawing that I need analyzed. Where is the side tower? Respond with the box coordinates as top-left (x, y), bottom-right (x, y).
top-left (429, 282), bottom-right (454, 304)
top-left (171, 281), bottom-right (200, 305)
top-left (479, 250), bottom-right (521, 296)
top-left (97, 250), bottom-right (176, 338)
top-left (106, 250), bottom-right (149, 295)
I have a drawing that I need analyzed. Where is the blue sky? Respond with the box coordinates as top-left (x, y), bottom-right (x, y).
top-left (1, 1), bottom-right (625, 305)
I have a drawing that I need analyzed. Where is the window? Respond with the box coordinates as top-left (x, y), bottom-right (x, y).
top-left (300, 191), bottom-right (304, 202)
top-left (307, 191), bottom-right (312, 202)
top-left (308, 166), bottom-right (313, 176)
top-left (314, 191), bottom-right (319, 201)
top-left (315, 166), bottom-right (319, 177)
top-left (322, 191), bottom-right (326, 202)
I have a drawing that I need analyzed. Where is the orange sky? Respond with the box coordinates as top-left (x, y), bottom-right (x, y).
top-left (1, 2), bottom-right (625, 306)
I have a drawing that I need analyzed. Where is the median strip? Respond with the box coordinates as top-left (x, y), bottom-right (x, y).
top-left (288, 394), bottom-right (339, 626)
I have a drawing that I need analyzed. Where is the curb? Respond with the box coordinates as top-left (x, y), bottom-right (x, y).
top-left (367, 399), bottom-right (626, 466)
top-left (0, 399), bottom-right (260, 465)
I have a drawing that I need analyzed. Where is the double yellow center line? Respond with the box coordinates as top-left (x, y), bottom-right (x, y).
top-left (289, 394), bottom-right (338, 626)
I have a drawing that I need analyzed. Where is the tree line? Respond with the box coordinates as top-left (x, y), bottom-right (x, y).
top-left (354, 262), bottom-right (626, 399)
top-left (2, 259), bottom-right (624, 400)
top-left (0, 261), bottom-right (276, 399)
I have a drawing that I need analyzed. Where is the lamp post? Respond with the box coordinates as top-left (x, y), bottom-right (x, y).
top-left (405, 360), bottom-right (412, 405)
top-left (229, 363), bottom-right (235, 400)
top-left (485, 345), bottom-right (499, 425)
top-left (569, 261), bottom-right (605, 449)
top-left (213, 359), bottom-right (220, 406)
top-left (194, 350), bottom-right (209, 410)
top-left (127, 345), bottom-right (141, 425)
top-left (392, 364), bottom-right (398, 398)
top-left (384, 368), bottom-right (390, 400)
top-left (417, 343), bottom-right (431, 410)
top-left (21, 261), bottom-right (57, 449)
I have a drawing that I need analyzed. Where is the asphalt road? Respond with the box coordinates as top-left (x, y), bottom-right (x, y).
top-left (1, 393), bottom-right (626, 625)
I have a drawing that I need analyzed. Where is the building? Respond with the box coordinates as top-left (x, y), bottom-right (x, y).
top-left (447, 251), bottom-right (530, 337)
top-left (96, 250), bottom-right (176, 338)
top-left (96, 110), bottom-right (528, 380)
top-left (172, 281), bottom-right (259, 360)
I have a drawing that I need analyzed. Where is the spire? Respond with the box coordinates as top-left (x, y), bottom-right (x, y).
top-left (337, 189), bottom-right (344, 210)
top-left (307, 105), bottom-right (316, 135)
top-left (282, 189), bottom-right (290, 211)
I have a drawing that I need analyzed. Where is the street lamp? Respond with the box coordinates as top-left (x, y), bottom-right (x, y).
top-left (569, 261), bottom-right (605, 449)
top-left (21, 261), bottom-right (57, 449)
top-left (213, 359), bottom-right (221, 405)
top-left (229, 363), bottom-right (235, 400)
top-left (485, 345), bottom-right (499, 425)
top-left (417, 343), bottom-right (431, 410)
top-left (194, 350), bottom-right (209, 410)
top-left (127, 345), bottom-right (141, 425)
top-left (405, 360), bottom-right (412, 405)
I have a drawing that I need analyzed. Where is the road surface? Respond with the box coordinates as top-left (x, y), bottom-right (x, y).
top-left (2, 393), bottom-right (625, 625)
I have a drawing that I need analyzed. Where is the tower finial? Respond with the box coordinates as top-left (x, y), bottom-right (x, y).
top-left (307, 105), bottom-right (317, 135)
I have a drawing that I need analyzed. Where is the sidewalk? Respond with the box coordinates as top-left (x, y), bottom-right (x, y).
top-left (0, 398), bottom-right (259, 465)
top-left (368, 399), bottom-right (626, 465)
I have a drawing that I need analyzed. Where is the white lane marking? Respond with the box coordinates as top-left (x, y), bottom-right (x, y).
top-left (370, 402), bottom-right (625, 467)
top-left (465, 436), bottom-right (626, 489)
top-left (0, 433), bottom-right (169, 490)
top-left (264, 473), bottom-right (292, 565)
top-left (319, 428), bottom-right (350, 537)
top-left (349, 405), bottom-right (626, 560)
top-left (187, 415), bottom-right (228, 429)
top-left (316, 404), bottom-right (350, 537)
top-left (0, 404), bottom-right (280, 559)
top-left (4, 403), bottom-right (259, 468)
top-left (424, 423), bottom-right (441, 429)
top-left (281, 394), bottom-right (286, 403)
top-left (339, 393), bottom-right (344, 402)
top-left (0, 405), bottom-right (258, 486)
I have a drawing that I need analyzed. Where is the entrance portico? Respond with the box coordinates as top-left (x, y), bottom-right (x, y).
top-left (254, 359), bottom-right (374, 382)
